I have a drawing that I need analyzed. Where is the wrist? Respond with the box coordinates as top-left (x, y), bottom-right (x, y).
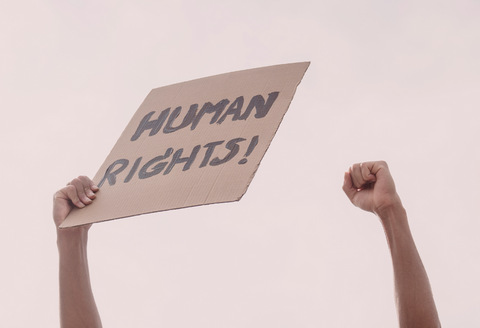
top-left (376, 204), bottom-right (412, 250)
top-left (374, 196), bottom-right (405, 221)
top-left (57, 227), bottom-right (89, 250)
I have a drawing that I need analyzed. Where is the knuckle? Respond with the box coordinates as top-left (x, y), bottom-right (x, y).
top-left (78, 175), bottom-right (88, 182)
top-left (84, 187), bottom-right (94, 196)
top-left (73, 197), bottom-right (86, 207)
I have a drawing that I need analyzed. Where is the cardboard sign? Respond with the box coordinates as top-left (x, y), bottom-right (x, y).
top-left (61, 62), bottom-right (309, 228)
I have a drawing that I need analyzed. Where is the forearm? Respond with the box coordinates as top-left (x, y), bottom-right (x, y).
top-left (57, 230), bottom-right (102, 328)
top-left (379, 207), bottom-right (441, 328)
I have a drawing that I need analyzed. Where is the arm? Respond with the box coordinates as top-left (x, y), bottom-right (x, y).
top-left (53, 176), bottom-right (103, 328)
top-left (342, 161), bottom-right (441, 328)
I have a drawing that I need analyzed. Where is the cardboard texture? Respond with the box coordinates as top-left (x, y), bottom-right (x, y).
top-left (61, 62), bottom-right (310, 228)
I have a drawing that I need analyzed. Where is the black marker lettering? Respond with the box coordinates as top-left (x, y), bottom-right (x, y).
top-left (200, 141), bottom-right (224, 168)
top-left (238, 135), bottom-right (259, 164)
top-left (191, 99), bottom-right (230, 130)
top-left (164, 145), bottom-right (201, 175)
top-left (217, 96), bottom-right (244, 124)
top-left (124, 157), bottom-right (142, 183)
top-left (138, 148), bottom-right (173, 179)
top-left (210, 138), bottom-right (246, 166)
top-left (98, 159), bottom-right (129, 187)
top-left (163, 104), bottom-right (198, 134)
top-left (131, 109), bottom-right (170, 141)
top-left (239, 92), bottom-right (279, 120)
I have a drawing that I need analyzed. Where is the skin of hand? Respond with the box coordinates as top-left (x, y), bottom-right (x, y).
top-left (342, 161), bottom-right (403, 218)
top-left (342, 161), bottom-right (441, 328)
top-left (53, 176), bottom-right (103, 328)
top-left (53, 175), bottom-right (99, 231)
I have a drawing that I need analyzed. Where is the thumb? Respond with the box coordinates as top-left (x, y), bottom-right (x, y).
top-left (342, 171), bottom-right (357, 202)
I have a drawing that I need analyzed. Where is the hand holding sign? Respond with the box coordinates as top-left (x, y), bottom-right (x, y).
top-left (54, 176), bottom-right (98, 231)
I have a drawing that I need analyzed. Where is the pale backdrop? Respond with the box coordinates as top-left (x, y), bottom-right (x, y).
top-left (0, 0), bottom-right (479, 327)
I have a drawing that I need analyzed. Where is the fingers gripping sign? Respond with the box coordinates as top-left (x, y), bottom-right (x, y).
top-left (53, 176), bottom-right (99, 229)
top-left (342, 161), bottom-right (402, 217)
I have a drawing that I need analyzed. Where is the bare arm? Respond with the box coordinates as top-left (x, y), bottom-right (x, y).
top-left (53, 176), bottom-right (103, 328)
top-left (342, 161), bottom-right (441, 328)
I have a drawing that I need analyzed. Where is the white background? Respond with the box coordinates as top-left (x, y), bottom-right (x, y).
top-left (1, 0), bottom-right (479, 327)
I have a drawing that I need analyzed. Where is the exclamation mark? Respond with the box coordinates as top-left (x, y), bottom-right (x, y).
top-left (238, 135), bottom-right (259, 164)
